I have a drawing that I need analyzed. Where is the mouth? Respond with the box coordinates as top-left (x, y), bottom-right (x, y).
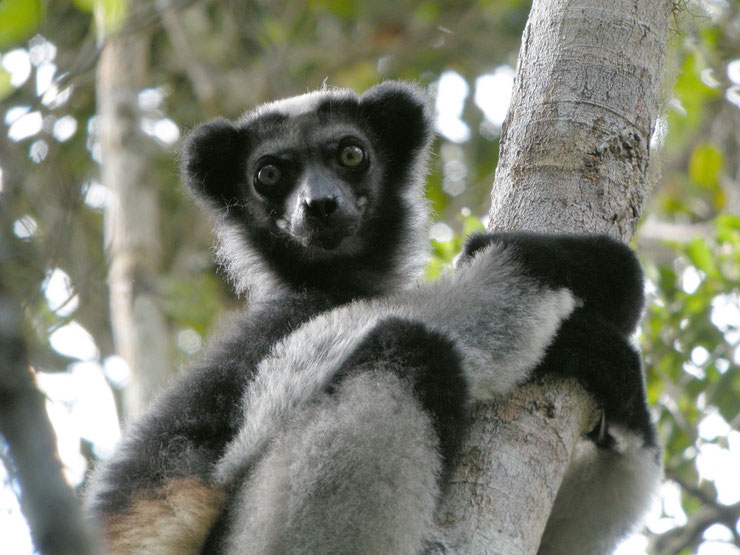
top-left (276, 217), bottom-right (361, 254)
top-left (298, 226), bottom-right (355, 251)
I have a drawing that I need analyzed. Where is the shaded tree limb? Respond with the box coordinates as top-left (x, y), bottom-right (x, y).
top-left (0, 280), bottom-right (96, 554)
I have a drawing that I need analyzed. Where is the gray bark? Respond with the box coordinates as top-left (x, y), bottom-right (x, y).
top-left (435, 0), bottom-right (673, 552)
top-left (489, 0), bottom-right (671, 240)
top-left (98, 25), bottom-right (170, 417)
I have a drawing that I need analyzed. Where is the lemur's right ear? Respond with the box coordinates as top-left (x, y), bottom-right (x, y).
top-left (180, 118), bottom-right (247, 210)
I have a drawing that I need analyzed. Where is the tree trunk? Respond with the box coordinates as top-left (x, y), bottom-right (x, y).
top-left (97, 22), bottom-right (170, 417)
top-left (435, 0), bottom-right (673, 552)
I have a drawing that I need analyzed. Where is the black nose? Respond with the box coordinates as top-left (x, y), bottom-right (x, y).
top-left (304, 197), bottom-right (338, 220)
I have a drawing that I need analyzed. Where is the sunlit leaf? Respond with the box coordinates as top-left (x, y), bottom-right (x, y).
top-left (461, 214), bottom-right (485, 236)
top-left (685, 238), bottom-right (720, 279)
top-left (0, 0), bottom-right (41, 49)
top-left (96, 0), bottom-right (128, 37)
top-left (715, 213), bottom-right (740, 245)
top-left (73, 0), bottom-right (96, 13)
top-left (0, 68), bottom-right (13, 101)
top-left (688, 143), bottom-right (723, 189)
top-left (426, 170), bottom-right (447, 220)
top-left (665, 53), bottom-right (719, 156)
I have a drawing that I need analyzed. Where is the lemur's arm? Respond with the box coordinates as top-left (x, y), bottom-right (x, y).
top-left (537, 311), bottom-right (661, 555)
top-left (462, 233), bottom-right (661, 555)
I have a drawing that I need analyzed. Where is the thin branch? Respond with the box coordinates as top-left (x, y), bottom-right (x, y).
top-left (156, 0), bottom-right (219, 114)
top-left (649, 498), bottom-right (740, 555)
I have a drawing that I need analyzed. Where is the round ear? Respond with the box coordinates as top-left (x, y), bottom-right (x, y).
top-left (180, 118), bottom-right (247, 210)
top-left (359, 81), bottom-right (434, 171)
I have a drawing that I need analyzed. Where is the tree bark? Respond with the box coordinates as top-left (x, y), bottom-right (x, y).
top-left (97, 20), bottom-right (170, 417)
top-left (436, 0), bottom-right (673, 552)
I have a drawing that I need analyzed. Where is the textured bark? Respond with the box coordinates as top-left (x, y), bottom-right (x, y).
top-left (434, 379), bottom-right (598, 553)
top-left (98, 26), bottom-right (170, 417)
top-left (488, 0), bottom-right (672, 240)
top-left (435, 0), bottom-right (672, 552)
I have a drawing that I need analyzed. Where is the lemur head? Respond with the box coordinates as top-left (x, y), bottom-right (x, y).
top-left (181, 81), bottom-right (434, 301)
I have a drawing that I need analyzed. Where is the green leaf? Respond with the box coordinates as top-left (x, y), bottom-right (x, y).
top-left (0, 68), bottom-right (13, 101)
top-left (685, 238), bottom-right (720, 279)
top-left (96, 0), bottom-right (129, 37)
top-left (461, 214), bottom-right (485, 236)
top-left (308, 0), bottom-right (357, 19)
top-left (0, 0), bottom-right (41, 49)
top-left (715, 213), bottom-right (740, 245)
top-left (665, 53), bottom-right (719, 157)
top-left (688, 143), bottom-right (723, 189)
top-left (73, 0), bottom-right (96, 13)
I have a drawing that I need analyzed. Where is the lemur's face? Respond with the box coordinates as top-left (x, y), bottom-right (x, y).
top-left (181, 83), bottom-right (432, 275)
top-left (242, 108), bottom-right (381, 255)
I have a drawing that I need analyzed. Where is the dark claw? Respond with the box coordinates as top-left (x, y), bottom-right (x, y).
top-left (587, 409), bottom-right (616, 449)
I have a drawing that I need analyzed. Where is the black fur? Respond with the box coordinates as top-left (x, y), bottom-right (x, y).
top-left (89, 79), bottom-right (658, 554)
top-left (202, 321), bottom-right (468, 553)
top-left (461, 232), bottom-right (644, 334)
top-left (537, 312), bottom-right (657, 447)
top-left (181, 82), bottom-right (433, 299)
top-left (461, 232), bottom-right (655, 448)
top-left (331, 317), bottom-right (469, 479)
top-left (204, 230), bottom-right (659, 554)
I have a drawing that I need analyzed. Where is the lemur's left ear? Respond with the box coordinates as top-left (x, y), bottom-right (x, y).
top-left (359, 81), bottom-right (434, 170)
top-left (180, 118), bottom-right (248, 211)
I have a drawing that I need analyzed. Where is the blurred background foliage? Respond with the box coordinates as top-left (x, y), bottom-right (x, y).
top-left (0, 0), bottom-right (739, 553)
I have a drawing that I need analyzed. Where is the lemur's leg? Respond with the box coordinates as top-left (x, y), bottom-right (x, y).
top-left (537, 313), bottom-right (661, 555)
top-left (221, 318), bottom-right (466, 554)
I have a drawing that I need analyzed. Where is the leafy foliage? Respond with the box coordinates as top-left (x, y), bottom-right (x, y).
top-left (0, 0), bottom-right (41, 49)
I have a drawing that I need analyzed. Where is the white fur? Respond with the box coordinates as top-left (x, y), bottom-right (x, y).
top-left (539, 426), bottom-right (662, 554)
top-left (405, 244), bottom-right (578, 399)
top-left (250, 90), bottom-right (336, 119)
top-left (224, 373), bottom-right (441, 554)
top-left (213, 307), bottom-right (386, 483)
top-left (213, 221), bottom-right (291, 301)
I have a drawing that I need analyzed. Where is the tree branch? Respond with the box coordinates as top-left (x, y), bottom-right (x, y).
top-left (650, 500), bottom-right (740, 555)
top-left (0, 278), bottom-right (96, 554)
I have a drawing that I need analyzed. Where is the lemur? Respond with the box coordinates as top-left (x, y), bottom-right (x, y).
top-left (86, 82), bottom-right (660, 555)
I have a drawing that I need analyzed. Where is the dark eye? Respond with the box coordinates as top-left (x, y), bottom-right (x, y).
top-left (338, 145), bottom-right (365, 167)
top-left (256, 164), bottom-right (282, 186)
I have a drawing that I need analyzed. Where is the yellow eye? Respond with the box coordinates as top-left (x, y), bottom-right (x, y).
top-left (338, 145), bottom-right (365, 167)
top-left (257, 164), bottom-right (281, 185)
